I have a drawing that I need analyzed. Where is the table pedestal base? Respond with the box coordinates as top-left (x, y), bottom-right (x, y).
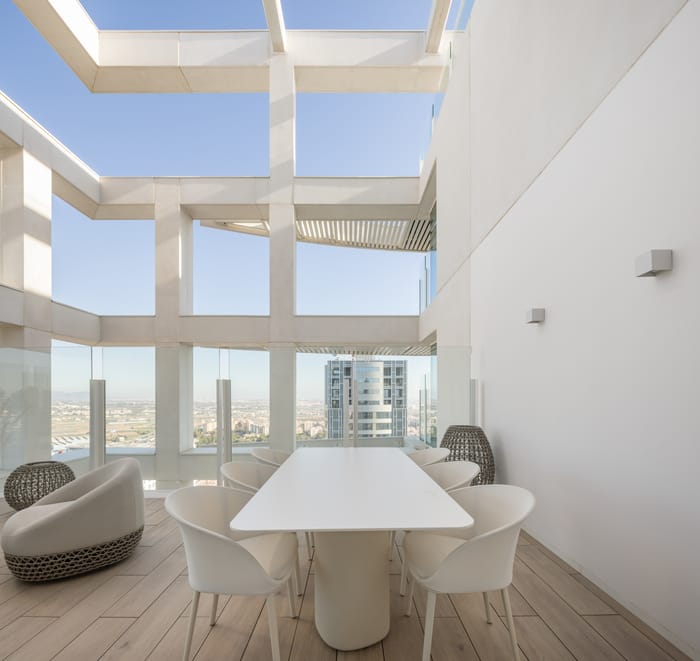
top-left (314, 531), bottom-right (390, 651)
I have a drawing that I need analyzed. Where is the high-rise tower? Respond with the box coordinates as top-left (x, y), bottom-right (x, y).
top-left (325, 359), bottom-right (407, 440)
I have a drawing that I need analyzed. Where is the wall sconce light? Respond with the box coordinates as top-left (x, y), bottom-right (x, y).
top-left (526, 308), bottom-right (545, 324)
top-left (635, 249), bottom-right (673, 277)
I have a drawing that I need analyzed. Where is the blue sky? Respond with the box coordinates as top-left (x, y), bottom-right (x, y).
top-left (0, 0), bottom-right (459, 400)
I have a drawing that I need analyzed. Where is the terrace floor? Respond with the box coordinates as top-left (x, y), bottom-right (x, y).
top-left (0, 498), bottom-right (690, 661)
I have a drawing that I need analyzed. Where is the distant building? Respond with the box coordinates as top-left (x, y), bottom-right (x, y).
top-left (325, 359), bottom-right (407, 440)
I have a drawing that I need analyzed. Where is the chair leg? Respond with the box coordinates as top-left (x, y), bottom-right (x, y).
top-left (287, 578), bottom-right (298, 618)
top-left (502, 587), bottom-right (521, 661)
top-left (388, 530), bottom-right (395, 560)
top-left (422, 591), bottom-right (437, 661)
top-left (294, 554), bottom-right (303, 596)
top-left (209, 593), bottom-right (219, 626)
top-left (482, 591), bottom-right (492, 624)
top-left (267, 595), bottom-right (281, 661)
top-left (399, 554), bottom-right (408, 595)
top-left (183, 590), bottom-right (200, 661)
top-left (305, 532), bottom-right (313, 560)
top-left (404, 575), bottom-right (416, 616)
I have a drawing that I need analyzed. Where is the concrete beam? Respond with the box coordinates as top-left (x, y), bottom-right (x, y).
top-left (0, 92), bottom-right (100, 214)
top-left (96, 314), bottom-right (421, 350)
top-left (0, 286), bottom-right (24, 326)
top-left (13, 4), bottom-right (451, 94)
top-left (13, 0), bottom-right (99, 86)
top-left (51, 302), bottom-right (100, 344)
top-left (100, 316), bottom-right (156, 345)
top-left (425, 0), bottom-right (453, 53)
top-left (294, 177), bottom-right (419, 205)
top-left (293, 316), bottom-right (420, 346)
top-left (262, 0), bottom-right (287, 52)
top-left (291, 31), bottom-right (450, 92)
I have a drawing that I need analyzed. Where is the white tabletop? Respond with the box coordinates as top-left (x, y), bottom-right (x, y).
top-left (230, 447), bottom-right (473, 533)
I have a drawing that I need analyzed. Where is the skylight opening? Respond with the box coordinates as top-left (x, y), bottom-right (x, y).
top-left (296, 93), bottom-right (434, 177)
top-left (282, 0), bottom-right (433, 30)
top-left (296, 242), bottom-right (425, 316)
top-left (52, 197), bottom-right (155, 315)
top-left (79, 0), bottom-right (267, 30)
top-left (193, 223), bottom-right (270, 315)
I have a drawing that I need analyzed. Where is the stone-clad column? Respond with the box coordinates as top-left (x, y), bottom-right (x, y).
top-left (154, 180), bottom-right (193, 483)
top-left (268, 54), bottom-right (297, 452)
top-left (0, 148), bottom-right (52, 466)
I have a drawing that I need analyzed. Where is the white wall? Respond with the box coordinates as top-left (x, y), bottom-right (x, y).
top-left (420, 31), bottom-right (473, 437)
top-left (465, 1), bottom-right (700, 656)
top-left (468, 0), bottom-right (686, 249)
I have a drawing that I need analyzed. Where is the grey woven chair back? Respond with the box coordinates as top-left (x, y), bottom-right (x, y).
top-left (440, 425), bottom-right (495, 485)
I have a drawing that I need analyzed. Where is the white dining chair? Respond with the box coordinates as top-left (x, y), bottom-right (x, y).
top-left (407, 447), bottom-right (450, 467)
top-left (251, 447), bottom-right (291, 467)
top-left (221, 459), bottom-right (315, 562)
top-left (165, 485), bottom-right (299, 661)
top-left (422, 460), bottom-right (480, 492)
top-left (403, 485), bottom-right (535, 661)
top-left (220, 461), bottom-right (277, 493)
top-left (395, 460), bottom-right (481, 580)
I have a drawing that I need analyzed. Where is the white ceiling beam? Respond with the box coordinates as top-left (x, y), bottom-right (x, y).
top-left (425, 0), bottom-right (453, 53)
top-left (261, 0), bottom-right (287, 52)
top-left (13, 0), bottom-right (99, 86)
top-left (14, 3), bottom-right (450, 93)
top-left (1, 95), bottom-right (424, 228)
top-left (97, 315), bottom-right (421, 349)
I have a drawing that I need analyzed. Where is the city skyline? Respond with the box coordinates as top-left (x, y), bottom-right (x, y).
top-left (52, 343), bottom-right (431, 404)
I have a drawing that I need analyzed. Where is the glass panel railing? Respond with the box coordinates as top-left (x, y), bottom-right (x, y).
top-left (417, 346), bottom-right (438, 447)
top-left (51, 341), bottom-right (91, 461)
top-left (192, 347), bottom-right (270, 451)
top-left (1, 346), bottom-right (52, 491)
top-left (103, 347), bottom-right (156, 453)
top-left (229, 349), bottom-right (270, 445)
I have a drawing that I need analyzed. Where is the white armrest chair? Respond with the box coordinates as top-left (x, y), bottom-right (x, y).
top-left (1, 458), bottom-right (144, 582)
top-left (221, 459), bottom-right (313, 567)
top-left (397, 461), bottom-right (481, 583)
top-left (251, 448), bottom-right (291, 467)
top-left (407, 447), bottom-right (450, 467)
top-left (220, 461), bottom-right (276, 492)
top-left (422, 460), bottom-right (480, 492)
top-left (165, 486), bottom-right (299, 661)
top-left (403, 485), bottom-right (535, 661)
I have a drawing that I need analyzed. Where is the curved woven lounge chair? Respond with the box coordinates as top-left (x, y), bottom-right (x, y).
top-left (1, 458), bottom-right (144, 582)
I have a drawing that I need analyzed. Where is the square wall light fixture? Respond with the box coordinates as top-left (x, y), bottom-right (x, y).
top-left (635, 249), bottom-right (673, 277)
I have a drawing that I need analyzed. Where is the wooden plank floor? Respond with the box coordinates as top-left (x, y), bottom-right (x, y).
top-left (0, 500), bottom-right (691, 661)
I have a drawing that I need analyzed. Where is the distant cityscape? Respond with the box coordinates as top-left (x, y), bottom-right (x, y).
top-left (51, 398), bottom-right (424, 455)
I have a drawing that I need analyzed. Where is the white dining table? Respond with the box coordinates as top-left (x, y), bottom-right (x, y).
top-left (230, 447), bottom-right (473, 651)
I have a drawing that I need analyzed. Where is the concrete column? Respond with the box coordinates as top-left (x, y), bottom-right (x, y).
top-left (269, 53), bottom-right (295, 203)
top-left (269, 204), bottom-right (296, 335)
top-left (155, 345), bottom-right (193, 483)
top-left (0, 149), bottom-right (53, 470)
top-left (269, 53), bottom-right (296, 334)
top-left (155, 180), bottom-right (193, 328)
top-left (154, 181), bottom-right (193, 483)
top-left (0, 148), bottom-right (52, 331)
top-left (269, 345), bottom-right (296, 453)
top-left (268, 54), bottom-right (297, 450)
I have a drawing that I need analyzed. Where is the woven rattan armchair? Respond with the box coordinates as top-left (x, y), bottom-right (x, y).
top-left (440, 425), bottom-right (495, 485)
